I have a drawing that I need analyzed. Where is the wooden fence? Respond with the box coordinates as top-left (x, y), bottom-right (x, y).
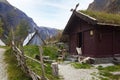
top-left (12, 41), bottom-right (41, 80)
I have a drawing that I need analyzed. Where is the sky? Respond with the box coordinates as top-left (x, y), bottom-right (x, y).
top-left (7, 0), bottom-right (94, 29)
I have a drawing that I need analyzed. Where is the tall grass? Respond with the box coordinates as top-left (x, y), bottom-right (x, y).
top-left (4, 48), bottom-right (31, 80)
top-left (4, 45), bottom-right (59, 80)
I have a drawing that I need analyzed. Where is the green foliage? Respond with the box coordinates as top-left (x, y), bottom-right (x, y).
top-left (5, 29), bottom-right (12, 46)
top-left (80, 10), bottom-right (120, 25)
top-left (0, 18), bottom-right (3, 37)
top-left (4, 48), bottom-right (31, 80)
top-left (14, 19), bottom-right (29, 46)
top-left (71, 62), bottom-right (93, 69)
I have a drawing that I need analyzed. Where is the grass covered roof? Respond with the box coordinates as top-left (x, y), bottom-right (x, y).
top-left (80, 10), bottom-right (120, 25)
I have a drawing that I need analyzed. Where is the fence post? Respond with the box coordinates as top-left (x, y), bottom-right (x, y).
top-left (51, 62), bottom-right (58, 76)
top-left (39, 46), bottom-right (47, 80)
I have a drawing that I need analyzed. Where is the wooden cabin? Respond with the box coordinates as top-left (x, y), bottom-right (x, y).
top-left (63, 10), bottom-right (120, 58)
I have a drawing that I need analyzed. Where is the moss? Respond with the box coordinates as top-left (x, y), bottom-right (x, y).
top-left (80, 10), bottom-right (120, 25)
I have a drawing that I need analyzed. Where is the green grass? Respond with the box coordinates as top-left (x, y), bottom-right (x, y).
top-left (24, 45), bottom-right (60, 80)
top-left (4, 45), bottom-right (59, 80)
top-left (24, 45), bottom-right (58, 60)
top-left (80, 10), bottom-right (120, 25)
top-left (71, 62), bottom-right (93, 69)
top-left (24, 45), bottom-right (39, 58)
top-left (4, 48), bottom-right (31, 80)
top-left (97, 65), bottom-right (120, 72)
top-left (97, 65), bottom-right (120, 80)
top-left (43, 45), bottom-right (58, 60)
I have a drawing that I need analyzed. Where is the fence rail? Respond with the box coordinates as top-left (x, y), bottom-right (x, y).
top-left (12, 42), bottom-right (41, 80)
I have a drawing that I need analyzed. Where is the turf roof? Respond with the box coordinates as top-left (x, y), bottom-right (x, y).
top-left (80, 10), bottom-right (120, 25)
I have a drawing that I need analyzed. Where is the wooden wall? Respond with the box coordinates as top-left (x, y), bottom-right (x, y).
top-left (68, 17), bottom-right (120, 57)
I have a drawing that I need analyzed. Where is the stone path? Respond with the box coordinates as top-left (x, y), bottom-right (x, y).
top-left (0, 48), bottom-right (8, 80)
top-left (59, 63), bottom-right (99, 80)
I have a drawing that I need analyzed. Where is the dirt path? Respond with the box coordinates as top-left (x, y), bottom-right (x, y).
top-left (0, 48), bottom-right (8, 80)
top-left (59, 64), bottom-right (99, 80)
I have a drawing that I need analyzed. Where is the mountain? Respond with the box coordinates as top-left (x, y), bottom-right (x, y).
top-left (36, 26), bottom-right (58, 40)
top-left (88, 0), bottom-right (120, 13)
top-left (23, 26), bottom-right (59, 46)
top-left (0, 0), bottom-right (59, 45)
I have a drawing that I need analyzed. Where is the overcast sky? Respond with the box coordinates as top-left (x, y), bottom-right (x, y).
top-left (7, 0), bottom-right (93, 29)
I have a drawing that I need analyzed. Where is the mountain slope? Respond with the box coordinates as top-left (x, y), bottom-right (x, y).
top-left (0, 0), bottom-right (59, 45)
top-left (0, 0), bottom-right (36, 40)
top-left (88, 0), bottom-right (120, 13)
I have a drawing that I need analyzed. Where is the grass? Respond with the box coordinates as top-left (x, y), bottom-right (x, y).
top-left (4, 45), bottom-right (59, 80)
top-left (97, 65), bottom-right (120, 72)
top-left (80, 10), bottom-right (120, 25)
top-left (4, 47), bottom-right (31, 80)
top-left (24, 45), bottom-right (60, 80)
top-left (43, 45), bottom-right (58, 60)
top-left (97, 65), bottom-right (120, 80)
top-left (24, 45), bottom-right (58, 60)
top-left (71, 62), bottom-right (93, 69)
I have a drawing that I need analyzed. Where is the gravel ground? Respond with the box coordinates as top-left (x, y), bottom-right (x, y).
top-left (59, 63), bottom-right (99, 80)
top-left (0, 48), bottom-right (8, 80)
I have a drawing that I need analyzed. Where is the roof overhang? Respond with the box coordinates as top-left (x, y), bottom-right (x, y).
top-left (63, 11), bottom-right (120, 34)
top-left (63, 11), bottom-right (98, 34)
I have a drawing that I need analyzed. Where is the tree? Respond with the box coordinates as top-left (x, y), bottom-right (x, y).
top-left (14, 19), bottom-right (29, 47)
top-left (0, 18), bottom-right (3, 37)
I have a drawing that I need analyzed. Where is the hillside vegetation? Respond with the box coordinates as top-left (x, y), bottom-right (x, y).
top-left (80, 10), bottom-right (120, 25)
top-left (4, 45), bottom-right (60, 80)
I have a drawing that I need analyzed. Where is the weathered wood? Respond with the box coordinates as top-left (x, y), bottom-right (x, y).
top-left (25, 55), bottom-right (47, 66)
top-left (39, 46), bottom-right (47, 80)
top-left (11, 41), bottom-right (41, 80)
top-left (51, 62), bottom-right (58, 76)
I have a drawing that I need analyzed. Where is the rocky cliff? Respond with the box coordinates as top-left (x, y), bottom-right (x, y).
top-left (88, 0), bottom-right (120, 13)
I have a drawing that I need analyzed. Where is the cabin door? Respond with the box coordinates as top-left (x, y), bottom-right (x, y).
top-left (77, 32), bottom-right (82, 48)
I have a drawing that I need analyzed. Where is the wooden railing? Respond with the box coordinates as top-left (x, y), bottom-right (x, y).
top-left (12, 41), bottom-right (41, 80)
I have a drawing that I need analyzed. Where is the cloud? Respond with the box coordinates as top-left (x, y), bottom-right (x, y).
top-left (7, 0), bottom-right (94, 29)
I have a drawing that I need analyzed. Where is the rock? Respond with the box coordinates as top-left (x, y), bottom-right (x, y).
top-left (111, 72), bottom-right (120, 76)
top-left (87, 0), bottom-right (120, 13)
